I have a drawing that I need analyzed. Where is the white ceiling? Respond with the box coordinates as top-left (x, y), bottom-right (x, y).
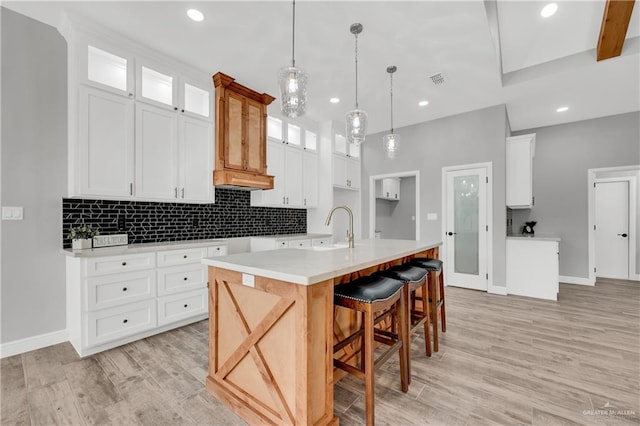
top-left (4, 1), bottom-right (640, 133)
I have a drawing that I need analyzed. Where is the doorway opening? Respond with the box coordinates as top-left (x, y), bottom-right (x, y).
top-left (588, 166), bottom-right (639, 282)
top-left (368, 170), bottom-right (420, 240)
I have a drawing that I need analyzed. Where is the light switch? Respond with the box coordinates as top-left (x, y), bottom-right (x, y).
top-left (427, 213), bottom-right (438, 221)
top-left (2, 206), bottom-right (24, 220)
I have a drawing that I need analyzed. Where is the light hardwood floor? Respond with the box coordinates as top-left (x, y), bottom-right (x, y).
top-left (2, 278), bottom-right (638, 425)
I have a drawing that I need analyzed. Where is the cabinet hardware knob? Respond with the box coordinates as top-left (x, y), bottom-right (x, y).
top-left (181, 188), bottom-right (185, 198)
top-left (184, 304), bottom-right (188, 308)
top-left (184, 277), bottom-right (188, 281)
top-left (122, 287), bottom-right (128, 292)
top-left (216, 247), bottom-right (220, 251)
top-left (123, 319), bottom-right (128, 324)
top-left (387, 192), bottom-right (389, 197)
top-left (129, 93), bottom-right (133, 97)
top-left (174, 106), bottom-right (178, 111)
top-left (447, 232), bottom-right (457, 236)
top-left (130, 183), bottom-right (133, 195)
top-left (618, 233), bottom-right (628, 237)
top-left (122, 262), bottom-right (127, 266)
top-left (183, 255), bottom-right (187, 258)
top-left (181, 109), bottom-right (185, 113)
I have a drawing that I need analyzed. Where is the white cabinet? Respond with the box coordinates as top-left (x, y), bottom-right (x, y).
top-left (302, 151), bottom-right (318, 207)
top-left (506, 238), bottom-right (559, 301)
top-left (333, 154), bottom-right (360, 189)
top-left (377, 178), bottom-right (400, 200)
top-left (71, 34), bottom-right (213, 202)
top-left (77, 86), bottom-right (135, 198)
top-left (506, 134), bottom-right (536, 209)
top-left (66, 243), bottom-right (227, 357)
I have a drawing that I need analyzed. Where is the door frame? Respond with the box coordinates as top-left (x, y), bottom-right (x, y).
top-left (368, 170), bottom-right (420, 240)
top-left (441, 162), bottom-right (493, 292)
top-left (588, 166), bottom-right (639, 282)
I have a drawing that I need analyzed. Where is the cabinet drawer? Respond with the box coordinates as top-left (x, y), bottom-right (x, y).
top-left (157, 288), bottom-right (207, 326)
top-left (207, 245), bottom-right (228, 257)
top-left (312, 237), bottom-right (332, 247)
top-left (86, 270), bottom-right (156, 311)
top-left (157, 264), bottom-right (207, 296)
top-left (85, 253), bottom-right (156, 276)
top-left (290, 239), bottom-right (311, 249)
top-left (86, 300), bottom-right (157, 347)
top-left (157, 248), bottom-right (208, 267)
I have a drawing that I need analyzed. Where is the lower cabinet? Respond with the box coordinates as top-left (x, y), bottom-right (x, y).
top-left (506, 238), bottom-right (559, 301)
top-left (67, 244), bottom-right (227, 356)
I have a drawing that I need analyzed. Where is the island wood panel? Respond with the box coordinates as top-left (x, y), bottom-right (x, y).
top-left (207, 267), bottom-right (337, 426)
top-left (331, 248), bottom-right (438, 383)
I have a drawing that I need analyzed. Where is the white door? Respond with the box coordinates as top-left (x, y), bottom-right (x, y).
top-left (179, 116), bottom-right (213, 202)
top-left (595, 181), bottom-right (629, 279)
top-left (78, 86), bottom-right (134, 197)
top-left (135, 102), bottom-right (178, 199)
top-left (445, 167), bottom-right (488, 291)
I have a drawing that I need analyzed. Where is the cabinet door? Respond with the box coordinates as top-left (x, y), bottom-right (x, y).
top-left (263, 141), bottom-right (286, 205)
top-left (136, 61), bottom-right (177, 111)
top-left (135, 103), bottom-right (178, 200)
top-left (347, 158), bottom-right (361, 189)
top-left (179, 116), bottom-right (213, 202)
top-left (180, 77), bottom-right (212, 119)
top-left (245, 98), bottom-right (266, 173)
top-left (225, 91), bottom-right (245, 170)
top-left (506, 135), bottom-right (534, 208)
top-left (332, 154), bottom-right (347, 187)
top-left (285, 147), bottom-right (304, 206)
top-left (303, 151), bottom-right (318, 207)
top-left (83, 43), bottom-right (134, 97)
top-left (78, 86), bottom-right (134, 197)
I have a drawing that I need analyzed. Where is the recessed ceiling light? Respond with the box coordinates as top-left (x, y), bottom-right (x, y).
top-left (329, 97), bottom-right (340, 104)
top-left (418, 100), bottom-right (429, 107)
top-left (187, 9), bottom-right (204, 22)
top-left (556, 106), bottom-right (569, 112)
top-left (541, 3), bottom-right (558, 18)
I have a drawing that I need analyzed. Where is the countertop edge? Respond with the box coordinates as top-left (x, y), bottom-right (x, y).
top-left (506, 235), bottom-right (561, 242)
top-left (63, 239), bottom-right (228, 257)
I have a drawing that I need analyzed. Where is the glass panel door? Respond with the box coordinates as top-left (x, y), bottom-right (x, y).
top-left (453, 174), bottom-right (479, 275)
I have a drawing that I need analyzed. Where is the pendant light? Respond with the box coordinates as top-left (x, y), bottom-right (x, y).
top-left (278, 0), bottom-right (308, 118)
top-left (345, 23), bottom-right (367, 145)
top-left (383, 65), bottom-right (400, 158)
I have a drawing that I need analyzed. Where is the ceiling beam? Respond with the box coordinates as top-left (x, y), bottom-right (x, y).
top-left (597, 0), bottom-right (636, 61)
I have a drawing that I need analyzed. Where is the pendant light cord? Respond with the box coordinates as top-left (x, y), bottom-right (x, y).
top-left (354, 32), bottom-right (359, 109)
top-left (390, 72), bottom-right (394, 134)
top-left (291, 0), bottom-right (296, 67)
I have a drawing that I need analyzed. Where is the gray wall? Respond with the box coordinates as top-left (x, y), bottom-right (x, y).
top-left (512, 112), bottom-right (640, 279)
top-left (362, 105), bottom-right (508, 287)
top-left (375, 177), bottom-right (416, 240)
top-left (1, 8), bottom-right (68, 343)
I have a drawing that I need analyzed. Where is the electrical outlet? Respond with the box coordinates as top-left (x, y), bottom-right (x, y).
top-left (117, 216), bottom-right (126, 231)
top-left (192, 217), bottom-right (199, 227)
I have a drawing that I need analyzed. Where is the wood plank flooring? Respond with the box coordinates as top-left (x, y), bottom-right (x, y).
top-left (2, 278), bottom-right (638, 425)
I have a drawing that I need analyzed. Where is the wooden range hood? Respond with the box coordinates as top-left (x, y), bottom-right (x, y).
top-left (213, 72), bottom-right (275, 190)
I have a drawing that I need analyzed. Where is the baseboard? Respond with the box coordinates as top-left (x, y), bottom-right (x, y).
top-left (559, 275), bottom-right (595, 286)
top-left (488, 285), bottom-right (507, 295)
top-left (0, 329), bottom-right (68, 359)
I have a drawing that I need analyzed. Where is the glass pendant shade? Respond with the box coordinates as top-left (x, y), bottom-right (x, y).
top-left (383, 133), bottom-right (400, 158)
top-left (346, 109), bottom-right (368, 145)
top-left (278, 66), bottom-right (307, 118)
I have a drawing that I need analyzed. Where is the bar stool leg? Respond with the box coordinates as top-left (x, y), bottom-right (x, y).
top-left (398, 291), bottom-right (409, 393)
top-left (429, 270), bottom-right (439, 353)
top-left (364, 305), bottom-right (375, 426)
top-left (439, 270), bottom-right (446, 333)
top-left (420, 283), bottom-right (432, 357)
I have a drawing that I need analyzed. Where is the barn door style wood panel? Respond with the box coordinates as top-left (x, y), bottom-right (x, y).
top-left (207, 268), bottom-right (336, 425)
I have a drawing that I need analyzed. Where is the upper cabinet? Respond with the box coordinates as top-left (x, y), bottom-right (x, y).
top-left (506, 133), bottom-right (536, 209)
top-left (213, 72), bottom-right (275, 190)
top-left (70, 33), bottom-right (214, 203)
top-left (377, 178), bottom-right (400, 200)
top-left (333, 131), bottom-right (360, 158)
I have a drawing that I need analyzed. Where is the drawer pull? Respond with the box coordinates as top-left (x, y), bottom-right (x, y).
top-left (122, 287), bottom-right (128, 292)
top-left (183, 277), bottom-right (188, 281)
top-left (122, 262), bottom-right (127, 266)
top-left (123, 319), bottom-right (128, 324)
top-left (183, 255), bottom-right (188, 259)
top-left (183, 304), bottom-right (188, 308)
top-left (216, 247), bottom-right (220, 251)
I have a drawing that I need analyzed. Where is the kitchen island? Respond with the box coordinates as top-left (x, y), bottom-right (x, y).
top-left (202, 239), bottom-right (441, 425)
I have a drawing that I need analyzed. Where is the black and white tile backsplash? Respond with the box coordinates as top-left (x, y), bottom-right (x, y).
top-left (62, 188), bottom-right (306, 248)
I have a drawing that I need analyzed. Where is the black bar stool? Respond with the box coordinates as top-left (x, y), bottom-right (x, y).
top-left (333, 274), bottom-right (409, 426)
top-left (411, 258), bottom-right (446, 352)
top-left (375, 264), bottom-right (431, 384)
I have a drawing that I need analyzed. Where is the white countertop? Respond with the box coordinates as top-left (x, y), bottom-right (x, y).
top-left (507, 234), bottom-right (561, 242)
top-left (63, 238), bottom-right (228, 257)
top-left (202, 239), bottom-right (442, 286)
top-left (250, 233), bottom-right (332, 241)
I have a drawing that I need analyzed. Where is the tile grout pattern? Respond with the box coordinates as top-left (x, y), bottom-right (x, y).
top-left (1, 278), bottom-right (638, 425)
top-left (62, 188), bottom-right (306, 248)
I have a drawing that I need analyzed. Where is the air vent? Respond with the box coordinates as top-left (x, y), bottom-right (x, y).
top-left (429, 72), bottom-right (445, 85)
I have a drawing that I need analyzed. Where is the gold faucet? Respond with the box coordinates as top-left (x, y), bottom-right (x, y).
top-left (325, 205), bottom-right (354, 248)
